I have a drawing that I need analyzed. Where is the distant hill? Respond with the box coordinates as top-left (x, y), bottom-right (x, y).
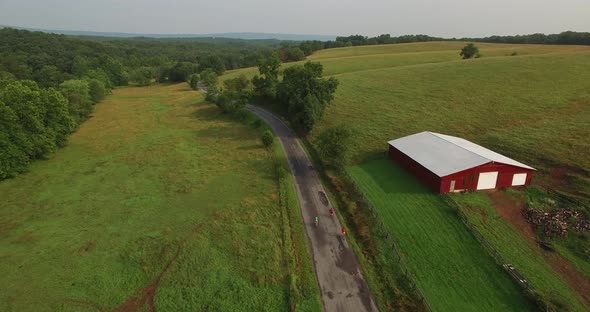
top-left (0, 25), bottom-right (336, 41)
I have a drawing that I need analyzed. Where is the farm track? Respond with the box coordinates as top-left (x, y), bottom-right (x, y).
top-left (247, 105), bottom-right (378, 312)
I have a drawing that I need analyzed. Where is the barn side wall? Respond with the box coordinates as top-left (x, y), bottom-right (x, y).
top-left (440, 162), bottom-right (535, 193)
top-left (388, 145), bottom-right (441, 192)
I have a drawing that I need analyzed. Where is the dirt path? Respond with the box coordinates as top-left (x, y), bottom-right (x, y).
top-left (488, 191), bottom-right (590, 308)
top-left (247, 105), bottom-right (378, 312)
top-left (112, 224), bottom-right (204, 312)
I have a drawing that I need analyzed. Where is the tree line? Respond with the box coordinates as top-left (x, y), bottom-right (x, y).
top-left (0, 78), bottom-right (105, 178)
top-left (203, 51), bottom-right (338, 133)
top-left (0, 28), bottom-right (285, 87)
top-left (465, 31), bottom-right (590, 45)
top-left (296, 31), bottom-right (590, 56)
top-left (0, 28), bottom-right (283, 179)
top-left (203, 52), bottom-right (352, 168)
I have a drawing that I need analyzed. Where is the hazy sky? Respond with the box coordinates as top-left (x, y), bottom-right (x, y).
top-left (1, 0), bottom-right (589, 37)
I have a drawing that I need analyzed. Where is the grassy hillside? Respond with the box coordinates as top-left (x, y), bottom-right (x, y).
top-left (348, 159), bottom-right (533, 312)
top-left (305, 42), bottom-right (590, 199)
top-left (0, 84), bottom-right (320, 311)
top-left (224, 42), bottom-right (590, 179)
top-left (220, 41), bottom-right (590, 308)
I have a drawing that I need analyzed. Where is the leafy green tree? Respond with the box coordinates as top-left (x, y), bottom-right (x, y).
top-left (169, 62), bottom-right (199, 82)
top-left (71, 56), bottom-right (91, 77)
top-left (87, 69), bottom-right (113, 91)
top-left (40, 88), bottom-right (76, 147)
top-left (0, 80), bottom-right (76, 177)
top-left (277, 62), bottom-right (338, 132)
top-left (188, 73), bottom-right (200, 90)
top-left (279, 47), bottom-right (305, 62)
top-left (154, 64), bottom-right (172, 83)
top-left (0, 70), bottom-right (15, 81)
top-left (316, 125), bottom-right (353, 168)
top-left (87, 79), bottom-right (106, 103)
top-left (0, 80), bottom-right (56, 158)
top-left (0, 53), bottom-right (33, 80)
top-left (261, 130), bottom-right (274, 148)
top-left (60, 79), bottom-right (93, 121)
top-left (35, 65), bottom-right (63, 88)
top-left (0, 100), bottom-right (30, 178)
top-left (460, 43), bottom-right (480, 59)
top-left (199, 55), bottom-right (225, 75)
top-left (199, 68), bottom-right (218, 87)
top-left (223, 75), bottom-right (249, 97)
top-left (216, 75), bottom-right (250, 113)
top-left (129, 67), bottom-right (155, 86)
top-left (252, 51), bottom-right (280, 99)
top-left (99, 56), bottom-right (128, 86)
top-left (201, 68), bottom-right (220, 102)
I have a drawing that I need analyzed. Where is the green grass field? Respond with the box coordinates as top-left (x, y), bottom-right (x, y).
top-left (221, 41), bottom-right (590, 309)
top-left (348, 159), bottom-right (532, 312)
top-left (450, 192), bottom-right (586, 311)
top-left (0, 83), bottom-right (320, 311)
top-left (224, 42), bottom-right (590, 193)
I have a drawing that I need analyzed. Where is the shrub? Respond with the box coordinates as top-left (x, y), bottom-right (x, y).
top-left (316, 124), bottom-right (353, 169)
top-left (129, 67), bottom-right (154, 86)
top-left (232, 108), bottom-right (249, 122)
top-left (252, 118), bottom-right (263, 129)
top-left (188, 73), bottom-right (200, 90)
top-left (261, 130), bottom-right (274, 148)
top-left (87, 79), bottom-right (106, 103)
top-left (460, 43), bottom-right (480, 59)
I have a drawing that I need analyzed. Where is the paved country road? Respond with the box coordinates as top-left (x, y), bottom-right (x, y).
top-left (247, 105), bottom-right (378, 312)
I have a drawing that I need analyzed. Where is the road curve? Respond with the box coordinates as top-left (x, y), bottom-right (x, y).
top-left (247, 105), bottom-right (378, 312)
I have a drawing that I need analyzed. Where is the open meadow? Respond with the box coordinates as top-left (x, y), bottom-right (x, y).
top-left (0, 83), bottom-right (320, 311)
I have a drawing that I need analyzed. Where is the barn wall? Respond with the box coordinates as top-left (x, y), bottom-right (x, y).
top-left (440, 162), bottom-right (535, 193)
top-left (388, 145), bottom-right (441, 192)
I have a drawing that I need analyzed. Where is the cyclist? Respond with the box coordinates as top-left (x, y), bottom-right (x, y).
top-left (329, 207), bottom-right (335, 216)
top-left (314, 215), bottom-right (319, 227)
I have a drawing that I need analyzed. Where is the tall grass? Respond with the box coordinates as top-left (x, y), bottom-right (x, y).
top-left (0, 83), bottom-right (317, 311)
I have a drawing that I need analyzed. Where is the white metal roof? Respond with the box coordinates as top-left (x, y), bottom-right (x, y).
top-left (388, 131), bottom-right (535, 177)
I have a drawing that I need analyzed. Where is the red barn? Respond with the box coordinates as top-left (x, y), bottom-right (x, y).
top-left (388, 131), bottom-right (535, 193)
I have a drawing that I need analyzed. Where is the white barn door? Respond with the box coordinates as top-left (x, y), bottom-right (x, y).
top-left (512, 173), bottom-right (527, 186)
top-left (477, 172), bottom-right (498, 190)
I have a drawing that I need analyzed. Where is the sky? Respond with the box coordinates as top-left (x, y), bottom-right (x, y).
top-left (0, 0), bottom-right (589, 37)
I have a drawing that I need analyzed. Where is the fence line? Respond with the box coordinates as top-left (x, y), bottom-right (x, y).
top-left (443, 195), bottom-right (552, 310)
top-left (343, 152), bottom-right (550, 311)
top-left (547, 189), bottom-right (589, 209)
top-left (342, 168), bottom-right (433, 312)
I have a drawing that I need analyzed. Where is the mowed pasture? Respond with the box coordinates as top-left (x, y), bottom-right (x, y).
top-left (348, 159), bottom-right (532, 311)
top-left (0, 84), bottom-right (320, 311)
top-left (309, 42), bottom-right (590, 199)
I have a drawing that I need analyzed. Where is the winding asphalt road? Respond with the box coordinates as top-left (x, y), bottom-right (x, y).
top-left (247, 105), bottom-right (378, 312)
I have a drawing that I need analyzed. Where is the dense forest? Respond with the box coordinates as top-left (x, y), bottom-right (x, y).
top-left (0, 28), bottom-right (284, 86)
